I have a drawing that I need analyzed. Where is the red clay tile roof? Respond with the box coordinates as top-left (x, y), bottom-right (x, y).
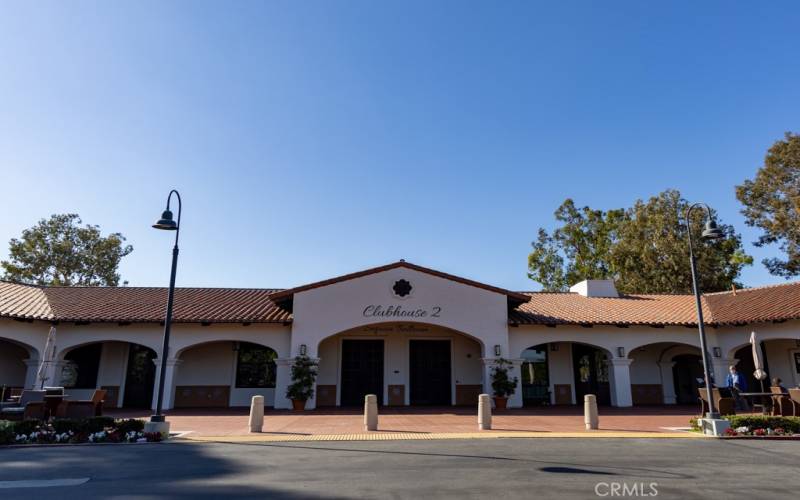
top-left (2, 277), bottom-right (800, 327)
top-left (0, 282), bottom-right (53, 321)
top-left (510, 281), bottom-right (800, 327)
top-left (0, 284), bottom-right (290, 324)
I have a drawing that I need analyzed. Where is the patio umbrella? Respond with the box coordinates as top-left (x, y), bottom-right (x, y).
top-left (36, 327), bottom-right (57, 389)
top-left (750, 331), bottom-right (767, 387)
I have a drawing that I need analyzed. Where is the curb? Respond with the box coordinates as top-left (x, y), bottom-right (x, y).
top-left (179, 431), bottom-right (702, 443)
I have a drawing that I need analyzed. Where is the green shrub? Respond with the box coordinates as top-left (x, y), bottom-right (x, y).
top-left (83, 416), bottom-right (116, 433)
top-left (115, 418), bottom-right (145, 434)
top-left (13, 420), bottom-right (41, 436)
top-left (51, 419), bottom-right (83, 434)
top-left (725, 415), bottom-right (800, 433)
top-left (0, 421), bottom-right (15, 445)
top-left (688, 417), bottom-right (700, 431)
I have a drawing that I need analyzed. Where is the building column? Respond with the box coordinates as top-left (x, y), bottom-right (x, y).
top-left (151, 358), bottom-right (182, 411)
top-left (273, 358), bottom-right (292, 409)
top-left (22, 359), bottom-right (40, 389)
top-left (609, 358), bottom-right (633, 407)
top-left (658, 361), bottom-right (677, 404)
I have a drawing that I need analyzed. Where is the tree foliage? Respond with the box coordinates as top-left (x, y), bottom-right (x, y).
top-left (1, 214), bottom-right (133, 286)
top-left (528, 190), bottom-right (752, 294)
top-left (736, 132), bottom-right (800, 278)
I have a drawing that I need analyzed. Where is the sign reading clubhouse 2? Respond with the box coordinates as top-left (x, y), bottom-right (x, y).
top-left (362, 305), bottom-right (442, 319)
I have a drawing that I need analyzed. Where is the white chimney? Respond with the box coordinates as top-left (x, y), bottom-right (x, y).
top-left (569, 279), bottom-right (619, 298)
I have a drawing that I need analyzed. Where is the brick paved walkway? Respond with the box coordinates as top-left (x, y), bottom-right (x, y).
top-left (109, 405), bottom-right (698, 438)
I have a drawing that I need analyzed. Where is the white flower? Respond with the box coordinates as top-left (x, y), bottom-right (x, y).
top-left (735, 426), bottom-right (749, 433)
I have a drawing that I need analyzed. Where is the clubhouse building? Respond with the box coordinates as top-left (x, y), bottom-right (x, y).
top-left (2, 260), bottom-right (800, 410)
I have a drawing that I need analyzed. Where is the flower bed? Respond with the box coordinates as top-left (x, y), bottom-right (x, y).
top-left (689, 415), bottom-right (800, 437)
top-left (0, 417), bottom-right (162, 445)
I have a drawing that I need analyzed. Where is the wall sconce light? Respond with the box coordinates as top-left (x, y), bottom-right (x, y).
top-left (550, 343), bottom-right (559, 352)
top-left (712, 347), bottom-right (721, 358)
top-left (616, 347), bottom-right (625, 358)
top-left (299, 344), bottom-right (307, 356)
top-left (494, 345), bottom-right (502, 356)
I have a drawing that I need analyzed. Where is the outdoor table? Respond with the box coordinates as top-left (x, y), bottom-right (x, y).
top-left (739, 392), bottom-right (774, 414)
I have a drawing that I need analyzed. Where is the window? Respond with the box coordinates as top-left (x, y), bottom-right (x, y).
top-left (61, 344), bottom-right (102, 389)
top-left (235, 343), bottom-right (277, 388)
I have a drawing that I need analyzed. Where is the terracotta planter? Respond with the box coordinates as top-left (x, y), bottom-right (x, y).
top-left (291, 399), bottom-right (307, 411)
top-left (493, 396), bottom-right (508, 410)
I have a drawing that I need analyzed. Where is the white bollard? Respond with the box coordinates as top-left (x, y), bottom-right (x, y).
top-left (478, 393), bottom-right (492, 430)
top-left (364, 394), bottom-right (378, 431)
top-left (584, 394), bottom-right (598, 430)
top-left (249, 395), bottom-right (264, 433)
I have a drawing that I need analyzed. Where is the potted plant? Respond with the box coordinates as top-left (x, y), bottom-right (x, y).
top-left (491, 358), bottom-right (518, 410)
top-left (286, 355), bottom-right (318, 411)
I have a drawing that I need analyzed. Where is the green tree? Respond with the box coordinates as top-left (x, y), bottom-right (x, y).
top-left (527, 190), bottom-right (752, 294)
top-left (527, 200), bottom-right (623, 291)
top-left (610, 190), bottom-right (751, 294)
top-left (736, 132), bottom-right (800, 278)
top-left (1, 214), bottom-right (133, 286)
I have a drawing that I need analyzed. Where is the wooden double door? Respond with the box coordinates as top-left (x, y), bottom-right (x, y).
top-left (409, 340), bottom-right (452, 406)
top-left (340, 340), bottom-right (384, 406)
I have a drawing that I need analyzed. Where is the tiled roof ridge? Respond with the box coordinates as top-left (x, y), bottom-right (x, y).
top-left (0, 280), bottom-right (286, 292)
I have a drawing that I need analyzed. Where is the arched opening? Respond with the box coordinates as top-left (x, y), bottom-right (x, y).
top-left (728, 337), bottom-right (800, 392)
top-left (59, 341), bottom-right (157, 409)
top-left (627, 342), bottom-right (701, 405)
top-left (521, 344), bottom-right (549, 406)
top-left (0, 338), bottom-right (36, 399)
top-left (174, 340), bottom-right (278, 408)
top-left (315, 322), bottom-right (484, 407)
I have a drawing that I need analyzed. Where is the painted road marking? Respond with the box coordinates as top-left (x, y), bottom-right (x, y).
top-left (0, 478), bottom-right (90, 489)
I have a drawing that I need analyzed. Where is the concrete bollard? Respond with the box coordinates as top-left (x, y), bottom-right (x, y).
top-left (249, 395), bottom-right (264, 433)
top-left (364, 394), bottom-right (378, 431)
top-left (478, 393), bottom-right (492, 430)
top-left (584, 394), bottom-right (599, 430)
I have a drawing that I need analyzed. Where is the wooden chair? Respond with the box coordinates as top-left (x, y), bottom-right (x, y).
top-left (0, 390), bottom-right (46, 420)
top-left (698, 388), bottom-right (735, 416)
top-left (57, 389), bottom-right (107, 419)
top-left (770, 387), bottom-right (800, 416)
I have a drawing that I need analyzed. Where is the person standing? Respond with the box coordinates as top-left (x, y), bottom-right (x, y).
top-left (726, 365), bottom-right (749, 411)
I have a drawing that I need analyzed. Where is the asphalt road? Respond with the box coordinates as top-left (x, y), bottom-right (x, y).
top-left (1, 438), bottom-right (799, 499)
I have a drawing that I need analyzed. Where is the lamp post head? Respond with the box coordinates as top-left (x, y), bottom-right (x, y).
top-left (153, 209), bottom-right (178, 230)
top-left (701, 219), bottom-right (724, 240)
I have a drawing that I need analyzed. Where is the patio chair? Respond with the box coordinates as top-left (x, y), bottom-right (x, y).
top-left (0, 390), bottom-right (45, 420)
top-left (57, 389), bottom-right (107, 419)
top-left (698, 388), bottom-right (735, 416)
top-left (790, 388), bottom-right (800, 407)
top-left (770, 387), bottom-right (799, 417)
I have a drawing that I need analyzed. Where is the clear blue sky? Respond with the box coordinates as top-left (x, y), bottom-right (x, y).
top-left (1, 1), bottom-right (798, 291)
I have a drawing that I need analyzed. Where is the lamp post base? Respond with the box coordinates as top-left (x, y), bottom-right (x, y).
top-left (699, 417), bottom-right (730, 437)
top-left (144, 419), bottom-right (171, 439)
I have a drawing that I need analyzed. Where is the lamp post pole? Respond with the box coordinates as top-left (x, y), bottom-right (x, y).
top-left (686, 202), bottom-right (723, 419)
top-left (150, 189), bottom-right (182, 424)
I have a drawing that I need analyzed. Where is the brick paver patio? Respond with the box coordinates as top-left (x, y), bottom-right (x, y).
top-left (109, 405), bottom-right (699, 437)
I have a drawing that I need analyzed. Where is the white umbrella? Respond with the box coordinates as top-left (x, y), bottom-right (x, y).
top-left (36, 327), bottom-right (57, 389)
top-left (750, 331), bottom-right (767, 382)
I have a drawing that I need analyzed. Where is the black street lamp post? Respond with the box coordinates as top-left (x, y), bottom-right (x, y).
top-left (685, 202), bottom-right (724, 419)
top-left (150, 189), bottom-right (182, 424)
